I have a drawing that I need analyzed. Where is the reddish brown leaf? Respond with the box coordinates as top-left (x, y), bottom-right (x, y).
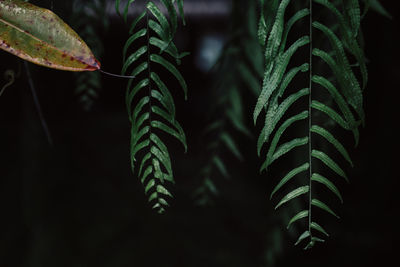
top-left (0, 0), bottom-right (100, 71)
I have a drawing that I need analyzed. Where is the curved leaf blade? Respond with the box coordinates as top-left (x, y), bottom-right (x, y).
top-left (312, 149), bottom-right (348, 183)
top-left (287, 210), bottom-right (308, 229)
top-left (254, 36), bottom-right (310, 124)
top-left (150, 54), bottom-right (187, 99)
top-left (275, 185), bottom-right (309, 210)
top-left (271, 137), bottom-right (308, 164)
top-left (295, 231), bottom-right (310, 246)
top-left (258, 87), bottom-right (309, 155)
top-left (310, 221), bottom-right (329, 237)
top-left (0, 0), bottom-right (100, 71)
top-left (261, 111), bottom-right (308, 172)
top-left (271, 163), bottom-right (309, 199)
top-left (310, 125), bottom-right (353, 167)
top-left (311, 199), bottom-right (340, 219)
top-left (311, 173), bottom-right (343, 203)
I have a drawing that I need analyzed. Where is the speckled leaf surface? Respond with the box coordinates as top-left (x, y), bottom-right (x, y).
top-left (0, 0), bottom-right (100, 71)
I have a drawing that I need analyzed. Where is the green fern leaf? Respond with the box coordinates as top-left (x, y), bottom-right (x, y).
top-left (314, 0), bottom-right (368, 90)
top-left (362, 0), bottom-right (392, 19)
top-left (310, 222), bottom-right (329, 237)
top-left (280, 8), bottom-right (310, 54)
top-left (275, 185), bottom-right (309, 210)
top-left (287, 210), bottom-right (309, 229)
top-left (311, 173), bottom-right (343, 204)
top-left (151, 120), bottom-right (187, 151)
top-left (256, 0), bottom-right (366, 248)
top-left (220, 133), bottom-right (243, 160)
top-left (257, 87), bottom-right (309, 156)
top-left (311, 100), bottom-right (356, 136)
top-left (148, 19), bottom-right (168, 41)
top-left (311, 199), bottom-right (340, 219)
top-left (295, 231), bottom-right (310, 246)
top-left (118, 0), bottom-right (187, 213)
top-left (146, 2), bottom-right (171, 39)
top-left (123, 29), bottom-right (147, 62)
top-left (261, 111), bottom-right (308, 173)
top-left (344, 0), bottom-right (361, 36)
top-left (194, 1), bottom-right (261, 205)
top-left (150, 54), bottom-right (188, 99)
top-left (311, 150), bottom-right (348, 182)
top-left (122, 46), bottom-right (148, 75)
top-left (172, 0), bottom-right (186, 25)
top-left (126, 79), bottom-right (149, 119)
top-left (272, 137), bottom-right (309, 165)
top-left (258, 0), bottom-right (280, 46)
top-left (212, 156), bottom-right (230, 179)
top-left (271, 163), bottom-right (309, 199)
top-left (313, 21), bottom-right (364, 122)
top-left (254, 36), bottom-right (310, 124)
top-left (264, 0), bottom-right (291, 69)
top-left (129, 10), bottom-right (147, 34)
top-left (310, 125), bottom-right (353, 167)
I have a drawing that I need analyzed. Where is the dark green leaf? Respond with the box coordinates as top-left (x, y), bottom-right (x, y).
top-left (311, 173), bottom-right (343, 203)
top-left (275, 185), bottom-right (309, 210)
top-left (312, 199), bottom-right (340, 218)
top-left (271, 163), bottom-right (309, 199)
top-left (287, 210), bottom-right (308, 229)
top-left (312, 150), bottom-right (348, 183)
top-left (150, 54), bottom-right (187, 99)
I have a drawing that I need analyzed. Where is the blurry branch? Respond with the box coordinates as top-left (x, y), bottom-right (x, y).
top-left (24, 61), bottom-right (53, 146)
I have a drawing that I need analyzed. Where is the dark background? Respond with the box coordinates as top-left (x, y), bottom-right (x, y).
top-left (0, 0), bottom-right (400, 266)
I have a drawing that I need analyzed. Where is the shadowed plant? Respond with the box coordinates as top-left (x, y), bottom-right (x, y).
top-left (253, 0), bottom-right (386, 248)
top-left (116, 0), bottom-right (188, 213)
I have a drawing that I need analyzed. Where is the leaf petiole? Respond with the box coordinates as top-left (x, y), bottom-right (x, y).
top-left (98, 69), bottom-right (136, 79)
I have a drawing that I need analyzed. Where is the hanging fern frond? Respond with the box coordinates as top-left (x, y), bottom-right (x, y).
top-left (194, 0), bottom-right (262, 205)
top-left (256, 0), bottom-right (366, 248)
top-left (116, 0), bottom-right (187, 213)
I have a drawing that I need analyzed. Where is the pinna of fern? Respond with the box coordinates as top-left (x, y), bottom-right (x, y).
top-left (255, 0), bottom-right (367, 248)
top-left (116, 0), bottom-right (187, 213)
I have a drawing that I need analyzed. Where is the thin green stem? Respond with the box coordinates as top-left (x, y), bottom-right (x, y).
top-left (308, 0), bottom-right (313, 238)
top-left (146, 9), bottom-right (152, 143)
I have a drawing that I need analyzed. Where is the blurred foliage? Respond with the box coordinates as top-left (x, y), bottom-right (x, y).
top-left (71, 0), bottom-right (109, 110)
top-left (193, 0), bottom-right (262, 206)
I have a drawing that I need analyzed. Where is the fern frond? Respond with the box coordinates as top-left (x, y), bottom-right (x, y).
top-left (117, 0), bottom-right (187, 213)
top-left (194, 0), bottom-right (262, 205)
top-left (256, 0), bottom-right (367, 248)
top-left (361, 0), bottom-right (392, 19)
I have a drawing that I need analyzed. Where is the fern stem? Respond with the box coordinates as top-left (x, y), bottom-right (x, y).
top-left (146, 9), bottom-right (153, 144)
top-left (308, 0), bottom-right (313, 238)
top-left (99, 69), bottom-right (136, 79)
